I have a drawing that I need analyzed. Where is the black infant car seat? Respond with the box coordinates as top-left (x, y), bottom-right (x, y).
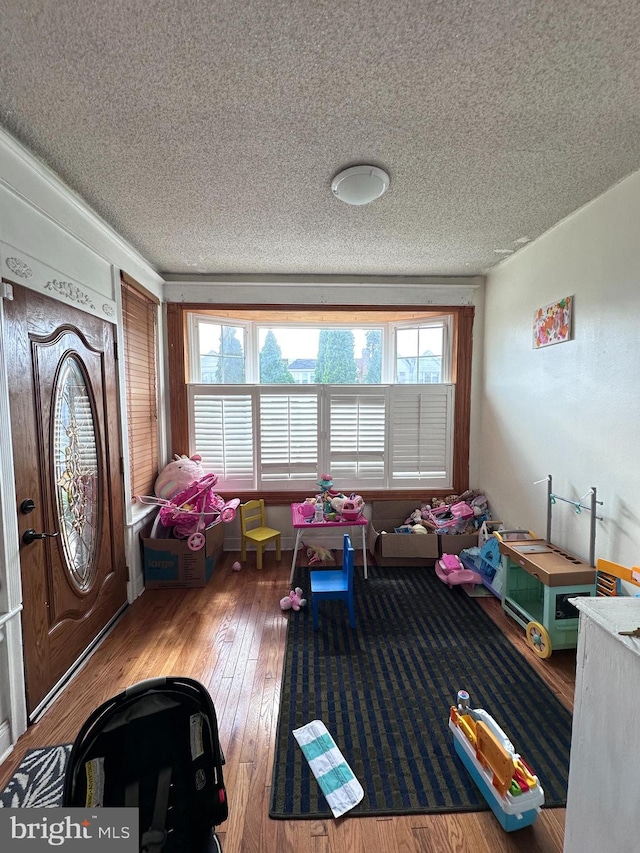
top-left (63, 676), bottom-right (228, 852)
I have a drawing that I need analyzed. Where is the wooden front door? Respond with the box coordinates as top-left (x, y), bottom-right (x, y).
top-left (4, 283), bottom-right (127, 719)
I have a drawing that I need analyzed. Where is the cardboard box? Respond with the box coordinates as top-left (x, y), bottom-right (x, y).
top-left (440, 532), bottom-right (481, 556)
top-left (141, 522), bottom-right (225, 589)
top-left (368, 501), bottom-right (478, 567)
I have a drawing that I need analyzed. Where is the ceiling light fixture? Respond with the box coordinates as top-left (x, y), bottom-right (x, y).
top-left (331, 165), bottom-right (390, 206)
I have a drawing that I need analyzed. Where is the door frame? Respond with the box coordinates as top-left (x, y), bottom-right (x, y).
top-left (0, 287), bottom-right (28, 755)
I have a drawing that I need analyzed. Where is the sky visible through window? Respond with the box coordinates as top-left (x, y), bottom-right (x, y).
top-left (257, 328), bottom-right (367, 359)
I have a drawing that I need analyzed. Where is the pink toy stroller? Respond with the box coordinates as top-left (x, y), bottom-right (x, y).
top-left (138, 473), bottom-right (240, 551)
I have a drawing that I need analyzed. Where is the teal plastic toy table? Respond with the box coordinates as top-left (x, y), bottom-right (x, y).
top-left (498, 539), bottom-right (596, 658)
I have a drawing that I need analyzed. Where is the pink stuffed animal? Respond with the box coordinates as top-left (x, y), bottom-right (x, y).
top-left (154, 453), bottom-right (204, 500)
top-left (280, 588), bottom-right (307, 611)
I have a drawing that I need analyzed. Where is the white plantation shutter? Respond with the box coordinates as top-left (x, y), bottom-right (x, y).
top-left (259, 390), bottom-right (318, 485)
top-left (191, 390), bottom-right (255, 489)
top-left (328, 389), bottom-right (386, 486)
top-left (390, 384), bottom-right (454, 488)
top-left (188, 384), bottom-right (454, 491)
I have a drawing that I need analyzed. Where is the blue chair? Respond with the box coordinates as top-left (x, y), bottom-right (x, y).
top-left (310, 533), bottom-right (356, 630)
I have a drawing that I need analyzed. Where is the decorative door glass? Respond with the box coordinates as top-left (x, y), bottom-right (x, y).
top-left (53, 354), bottom-right (100, 590)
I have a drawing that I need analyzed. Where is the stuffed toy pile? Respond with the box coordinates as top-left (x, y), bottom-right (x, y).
top-left (400, 489), bottom-right (491, 535)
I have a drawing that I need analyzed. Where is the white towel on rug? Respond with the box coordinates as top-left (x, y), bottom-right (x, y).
top-left (292, 719), bottom-right (364, 818)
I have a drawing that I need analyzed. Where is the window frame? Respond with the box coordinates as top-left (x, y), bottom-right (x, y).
top-left (167, 302), bottom-right (474, 502)
top-left (392, 316), bottom-right (450, 384)
top-left (188, 312), bottom-right (253, 383)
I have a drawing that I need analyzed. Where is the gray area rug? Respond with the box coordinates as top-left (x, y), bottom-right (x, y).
top-left (270, 565), bottom-right (573, 819)
top-left (0, 744), bottom-right (71, 808)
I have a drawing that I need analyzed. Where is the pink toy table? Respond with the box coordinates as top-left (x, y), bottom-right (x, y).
top-left (289, 503), bottom-right (369, 584)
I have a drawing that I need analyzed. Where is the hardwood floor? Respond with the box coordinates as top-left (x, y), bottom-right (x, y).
top-left (0, 552), bottom-right (575, 852)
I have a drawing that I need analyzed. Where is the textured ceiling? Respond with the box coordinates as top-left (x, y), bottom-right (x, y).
top-left (1, 0), bottom-right (640, 278)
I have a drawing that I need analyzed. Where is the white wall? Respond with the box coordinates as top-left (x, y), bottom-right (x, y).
top-left (479, 169), bottom-right (640, 568)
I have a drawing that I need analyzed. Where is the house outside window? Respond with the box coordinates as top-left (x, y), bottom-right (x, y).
top-left (287, 359), bottom-right (316, 384)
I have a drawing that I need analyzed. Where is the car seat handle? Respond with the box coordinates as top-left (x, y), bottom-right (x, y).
top-left (125, 677), bottom-right (168, 697)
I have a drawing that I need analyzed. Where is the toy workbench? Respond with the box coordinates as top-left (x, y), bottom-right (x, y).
top-left (498, 538), bottom-right (596, 658)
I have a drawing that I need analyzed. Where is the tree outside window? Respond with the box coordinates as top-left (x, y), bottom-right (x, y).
top-left (259, 330), bottom-right (294, 383)
top-left (362, 329), bottom-right (382, 383)
top-left (315, 330), bottom-right (357, 383)
top-left (200, 324), bottom-right (245, 383)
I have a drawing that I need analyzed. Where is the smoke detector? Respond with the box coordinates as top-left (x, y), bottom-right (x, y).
top-left (331, 165), bottom-right (390, 206)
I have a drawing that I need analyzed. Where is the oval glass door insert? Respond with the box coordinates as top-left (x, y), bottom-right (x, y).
top-left (53, 354), bottom-right (100, 590)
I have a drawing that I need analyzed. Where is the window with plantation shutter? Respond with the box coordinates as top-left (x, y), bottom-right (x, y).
top-left (389, 384), bottom-right (454, 488)
top-left (121, 275), bottom-right (159, 499)
top-left (191, 390), bottom-right (255, 489)
top-left (190, 387), bottom-right (319, 489)
top-left (189, 384), bottom-right (453, 491)
top-left (259, 389), bottom-right (318, 483)
top-left (328, 388), bottom-right (386, 486)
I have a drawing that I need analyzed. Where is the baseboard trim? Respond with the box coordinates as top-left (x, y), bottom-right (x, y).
top-left (28, 603), bottom-right (128, 724)
top-left (0, 720), bottom-right (13, 766)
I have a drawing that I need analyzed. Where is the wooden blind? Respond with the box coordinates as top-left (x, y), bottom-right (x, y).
top-left (121, 274), bottom-right (159, 499)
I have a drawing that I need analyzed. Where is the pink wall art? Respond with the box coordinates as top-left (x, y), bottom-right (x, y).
top-left (533, 295), bottom-right (573, 348)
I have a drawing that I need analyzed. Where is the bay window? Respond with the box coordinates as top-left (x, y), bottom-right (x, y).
top-left (166, 304), bottom-right (474, 499)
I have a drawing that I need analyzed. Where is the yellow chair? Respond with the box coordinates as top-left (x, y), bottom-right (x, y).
top-left (239, 499), bottom-right (281, 570)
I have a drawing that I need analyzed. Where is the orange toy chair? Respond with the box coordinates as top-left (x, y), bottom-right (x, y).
top-left (239, 499), bottom-right (281, 570)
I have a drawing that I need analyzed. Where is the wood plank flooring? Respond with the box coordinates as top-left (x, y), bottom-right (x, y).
top-left (0, 552), bottom-right (576, 852)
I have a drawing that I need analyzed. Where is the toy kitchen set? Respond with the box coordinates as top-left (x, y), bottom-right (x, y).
top-left (496, 476), bottom-right (602, 659)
